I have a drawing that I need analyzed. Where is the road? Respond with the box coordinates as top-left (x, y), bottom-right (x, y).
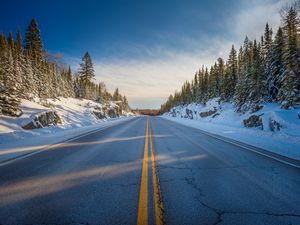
top-left (0, 116), bottom-right (299, 225)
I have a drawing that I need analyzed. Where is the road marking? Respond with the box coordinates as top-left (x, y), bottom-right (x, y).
top-left (195, 129), bottom-right (300, 169)
top-left (137, 119), bottom-right (149, 225)
top-left (161, 118), bottom-right (300, 169)
top-left (149, 121), bottom-right (165, 225)
top-left (0, 117), bottom-right (136, 167)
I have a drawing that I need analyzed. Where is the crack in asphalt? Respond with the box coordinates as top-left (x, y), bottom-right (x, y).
top-left (170, 151), bottom-right (300, 225)
top-left (153, 165), bottom-right (167, 225)
top-left (183, 174), bottom-right (300, 225)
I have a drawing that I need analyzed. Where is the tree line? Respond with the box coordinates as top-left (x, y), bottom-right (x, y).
top-left (0, 19), bottom-right (130, 116)
top-left (160, 5), bottom-right (300, 114)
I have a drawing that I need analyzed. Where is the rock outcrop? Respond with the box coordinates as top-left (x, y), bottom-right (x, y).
top-left (185, 108), bottom-right (193, 119)
top-left (199, 107), bottom-right (217, 118)
top-left (93, 106), bottom-right (106, 119)
top-left (23, 111), bottom-right (62, 130)
top-left (251, 104), bottom-right (263, 113)
top-left (269, 117), bottom-right (283, 131)
top-left (107, 108), bottom-right (119, 118)
top-left (243, 114), bottom-right (263, 129)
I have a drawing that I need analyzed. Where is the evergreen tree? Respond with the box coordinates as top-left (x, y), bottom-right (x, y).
top-left (267, 27), bottom-right (285, 101)
top-left (0, 38), bottom-right (21, 116)
top-left (112, 88), bottom-right (122, 101)
top-left (234, 37), bottom-right (253, 112)
top-left (249, 40), bottom-right (267, 104)
top-left (78, 52), bottom-right (95, 98)
top-left (222, 45), bottom-right (238, 101)
top-left (24, 19), bottom-right (44, 60)
top-left (278, 7), bottom-right (300, 108)
top-left (160, 4), bottom-right (300, 114)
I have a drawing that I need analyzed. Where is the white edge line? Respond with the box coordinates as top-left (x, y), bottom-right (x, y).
top-left (163, 117), bottom-right (300, 169)
top-left (208, 133), bottom-right (300, 169)
top-left (0, 117), bottom-right (136, 167)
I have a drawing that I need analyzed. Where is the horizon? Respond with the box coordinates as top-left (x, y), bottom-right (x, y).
top-left (0, 0), bottom-right (292, 108)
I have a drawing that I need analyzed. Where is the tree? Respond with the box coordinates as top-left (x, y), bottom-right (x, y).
top-left (112, 88), bottom-right (121, 101)
top-left (0, 37), bottom-right (21, 116)
top-left (278, 7), bottom-right (300, 108)
top-left (267, 27), bottom-right (285, 101)
top-left (78, 52), bottom-right (95, 98)
top-left (24, 19), bottom-right (44, 60)
top-left (245, 40), bottom-right (267, 106)
top-left (223, 45), bottom-right (238, 101)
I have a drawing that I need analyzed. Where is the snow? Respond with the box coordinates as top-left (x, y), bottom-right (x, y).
top-left (0, 97), bottom-right (134, 163)
top-left (162, 98), bottom-right (300, 160)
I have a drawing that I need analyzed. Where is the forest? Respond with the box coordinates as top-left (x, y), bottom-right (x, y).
top-left (160, 5), bottom-right (300, 114)
top-left (0, 19), bottom-right (130, 117)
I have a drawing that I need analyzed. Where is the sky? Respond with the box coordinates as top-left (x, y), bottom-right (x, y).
top-left (0, 0), bottom-right (293, 108)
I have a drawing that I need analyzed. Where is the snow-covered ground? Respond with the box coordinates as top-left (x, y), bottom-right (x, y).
top-left (0, 97), bottom-right (134, 163)
top-left (162, 98), bottom-right (300, 160)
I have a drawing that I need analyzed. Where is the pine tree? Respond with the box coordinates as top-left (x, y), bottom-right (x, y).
top-left (234, 37), bottom-right (252, 111)
top-left (160, 4), bottom-right (300, 114)
top-left (192, 72), bottom-right (198, 101)
top-left (112, 88), bottom-right (121, 101)
top-left (278, 7), bottom-right (300, 108)
top-left (23, 56), bottom-right (35, 98)
top-left (78, 52), bottom-right (95, 98)
top-left (24, 19), bottom-right (44, 60)
top-left (248, 40), bottom-right (267, 105)
top-left (0, 37), bottom-right (21, 116)
top-left (267, 27), bottom-right (285, 101)
top-left (65, 66), bottom-right (74, 97)
top-left (222, 45), bottom-right (238, 101)
top-left (13, 30), bottom-right (27, 97)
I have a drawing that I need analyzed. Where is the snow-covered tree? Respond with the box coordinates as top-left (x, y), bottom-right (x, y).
top-left (278, 7), bottom-right (300, 108)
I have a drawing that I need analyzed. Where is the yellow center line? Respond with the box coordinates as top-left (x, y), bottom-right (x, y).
top-left (149, 121), bottom-right (165, 225)
top-left (137, 119), bottom-right (149, 225)
top-left (137, 118), bottom-right (165, 225)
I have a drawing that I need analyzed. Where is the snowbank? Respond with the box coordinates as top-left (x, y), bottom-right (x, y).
top-left (162, 98), bottom-right (300, 160)
top-left (0, 97), bottom-right (134, 163)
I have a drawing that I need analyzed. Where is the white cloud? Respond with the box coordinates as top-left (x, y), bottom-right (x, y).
top-left (93, 38), bottom-right (232, 109)
top-left (70, 0), bottom-right (293, 109)
top-left (232, 0), bottom-right (292, 43)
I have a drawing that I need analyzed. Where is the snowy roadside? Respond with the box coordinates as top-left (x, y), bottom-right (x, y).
top-left (162, 116), bottom-right (300, 161)
top-left (162, 98), bottom-right (300, 161)
top-left (0, 97), bottom-right (135, 163)
top-left (0, 116), bottom-right (134, 164)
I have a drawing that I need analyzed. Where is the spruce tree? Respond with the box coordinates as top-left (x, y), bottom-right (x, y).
top-left (78, 52), bottom-right (95, 98)
top-left (222, 45), bottom-right (237, 101)
top-left (234, 37), bottom-right (252, 111)
top-left (267, 27), bottom-right (285, 101)
top-left (0, 38), bottom-right (21, 116)
top-left (112, 88), bottom-right (121, 101)
top-left (24, 19), bottom-right (44, 60)
top-left (278, 7), bottom-right (300, 108)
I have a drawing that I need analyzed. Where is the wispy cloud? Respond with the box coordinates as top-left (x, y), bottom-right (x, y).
top-left (68, 0), bottom-right (292, 109)
top-left (232, 0), bottom-right (288, 42)
top-left (93, 38), bottom-right (232, 109)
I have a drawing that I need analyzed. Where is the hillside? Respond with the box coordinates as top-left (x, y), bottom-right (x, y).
top-left (163, 98), bottom-right (300, 160)
top-left (0, 97), bottom-right (133, 143)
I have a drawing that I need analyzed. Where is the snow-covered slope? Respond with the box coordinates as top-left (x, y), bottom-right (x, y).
top-left (162, 98), bottom-right (300, 160)
top-left (0, 97), bottom-right (133, 143)
top-left (0, 97), bottom-right (134, 163)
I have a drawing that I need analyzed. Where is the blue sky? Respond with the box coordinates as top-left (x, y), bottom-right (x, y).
top-left (0, 0), bottom-right (291, 108)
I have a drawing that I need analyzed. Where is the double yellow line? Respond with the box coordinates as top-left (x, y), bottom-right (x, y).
top-left (137, 118), bottom-right (165, 225)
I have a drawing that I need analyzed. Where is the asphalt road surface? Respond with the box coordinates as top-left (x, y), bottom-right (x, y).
top-left (0, 116), bottom-right (299, 225)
